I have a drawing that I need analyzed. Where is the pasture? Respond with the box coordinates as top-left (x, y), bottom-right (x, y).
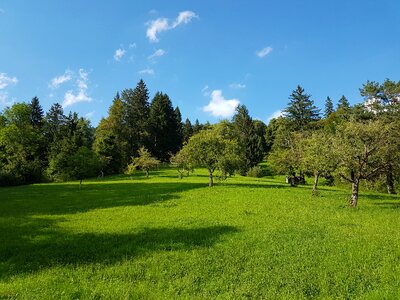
top-left (0, 168), bottom-right (399, 299)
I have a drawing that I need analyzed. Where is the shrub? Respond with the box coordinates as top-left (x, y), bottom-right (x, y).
top-left (246, 165), bottom-right (264, 178)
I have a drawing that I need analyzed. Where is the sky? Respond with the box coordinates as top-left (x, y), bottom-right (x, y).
top-left (0, 1), bottom-right (399, 126)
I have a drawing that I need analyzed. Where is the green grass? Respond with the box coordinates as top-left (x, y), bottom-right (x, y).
top-left (1, 168), bottom-right (399, 299)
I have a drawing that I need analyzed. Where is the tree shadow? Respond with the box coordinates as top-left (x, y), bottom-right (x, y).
top-left (0, 217), bottom-right (238, 280)
top-left (0, 181), bottom-right (206, 217)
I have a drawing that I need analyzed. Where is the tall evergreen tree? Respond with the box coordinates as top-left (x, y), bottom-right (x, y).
top-left (337, 95), bottom-right (350, 111)
top-left (174, 106), bottom-right (183, 149)
top-left (284, 85), bottom-right (320, 130)
top-left (122, 79), bottom-right (150, 156)
top-left (324, 96), bottom-right (334, 118)
top-left (193, 119), bottom-right (202, 134)
top-left (232, 105), bottom-right (264, 175)
top-left (182, 118), bottom-right (193, 143)
top-left (29, 97), bottom-right (44, 128)
top-left (93, 93), bottom-right (129, 173)
top-left (148, 92), bottom-right (181, 161)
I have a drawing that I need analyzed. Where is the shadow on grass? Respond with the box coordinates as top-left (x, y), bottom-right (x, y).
top-left (0, 219), bottom-right (238, 280)
top-left (0, 181), bottom-right (206, 217)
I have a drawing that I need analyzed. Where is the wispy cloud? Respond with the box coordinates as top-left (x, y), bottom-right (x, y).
top-left (229, 83), bottom-right (246, 89)
top-left (0, 73), bottom-right (18, 89)
top-left (62, 69), bottom-right (92, 107)
top-left (128, 43), bottom-right (137, 49)
top-left (85, 111), bottom-right (95, 119)
top-left (148, 49), bottom-right (166, 61)
top-left (256, 46), bottom-right (273, 58)
top-left (114, 48), bottom-right (126, 61)
top-left (138, 68), bottom-right (155, 75)
top-left (146, 10), bottom-right (198, 42)
top-left (0, 92), bottom-right (14, 106)
top-left (203, 90), bottom-right (240, 118)
top-left (267, 110), bottom-right (283, 123)
top-left (201, 85), bottom-right (210, 96)
top-left (49, 70), bottom-right (73, 89)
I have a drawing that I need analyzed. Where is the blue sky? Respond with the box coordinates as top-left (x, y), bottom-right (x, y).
top-left (1, 1), bottom-right (399, 125)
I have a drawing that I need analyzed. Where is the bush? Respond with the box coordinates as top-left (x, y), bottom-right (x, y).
top-left (246, 165), bottom-right (264, 178)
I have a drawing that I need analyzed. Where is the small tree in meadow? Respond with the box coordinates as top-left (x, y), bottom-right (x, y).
top-left (127, 147), bottom-right (160, 178)
top-left (178, 128), bottom-right (239, 187)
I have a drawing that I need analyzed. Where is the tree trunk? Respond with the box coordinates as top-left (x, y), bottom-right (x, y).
top-left (312, 172), bottom-right (320, 194)
top-left (209, 171), bottom-right (213, 187)
top-left (79, 179), bottom-right (82, 189)
top-left (386, 165), bottom-right (396, 194)
top-left (145, 169), bottom-right (149, 178)
top-left (350, 179), bottom-right (359, 207)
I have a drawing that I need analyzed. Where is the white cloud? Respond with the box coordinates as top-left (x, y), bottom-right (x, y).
top-left (201, 85), bottom-right (210, 96)
top-left (49, 70), bottom-right (73, 89)
top-left (203, 90), bottom-right (240, 118)
top-left (0, 73), bottom-right (18, 89)
top-left (229, 83), bottom-right (246, 89)
top-left (0, 92), bottom-right (14, 106)
top-left (62, 68), bottom-right (92, 107)
top-left (148, 49), bottom-right (166, 61)
top-left (138, 68), bottom-right (155, 75)
top-left (171, 11), bottom-right (198, 28)
top-left (256, 46), bottom-right (273, 58)
top-left (85, 111), bottom-right (95, 119)
top-left (146, 10), bottom-right (198, 42)
top-left (267, 110), bottom-right (283, 123)
top-left (114, 48), bottom-right (126, 61)
top-left (128, 43), bottom-right (137, 49)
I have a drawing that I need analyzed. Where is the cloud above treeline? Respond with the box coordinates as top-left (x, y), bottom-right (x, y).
top-left (146, 10), bottom-right (198, 42)
top-left (203, 90), bottom-right (240, 118)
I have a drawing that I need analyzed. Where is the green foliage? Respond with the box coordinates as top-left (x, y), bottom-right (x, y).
top-left (284, 85), bottom-right (320, 130)
top-left (324, 96), bottom-right (334, 118)
top-left (148, 92), bottom-right (182, 161)
top-left (126, 147), bottom-right (160, 178)
top-left (179, 127), bottom-right (239, 186)
top-left (246, 165), bottom-right (264, 177)
top-left (232, 105), bottom-right (265, 175)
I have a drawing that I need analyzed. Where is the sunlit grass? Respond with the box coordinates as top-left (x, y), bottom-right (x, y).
top-left (0, 168), bottom-right (399, 299)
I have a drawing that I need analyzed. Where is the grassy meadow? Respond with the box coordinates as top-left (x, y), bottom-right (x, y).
top-left (0, 168), bottom-right (399, 299)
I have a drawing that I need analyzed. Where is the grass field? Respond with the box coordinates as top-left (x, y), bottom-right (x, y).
top-left (1, 168), bottom-right (399, 299)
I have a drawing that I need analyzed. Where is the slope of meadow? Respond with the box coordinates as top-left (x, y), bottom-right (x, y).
top-left (0, 168), bottom-right (399, 299)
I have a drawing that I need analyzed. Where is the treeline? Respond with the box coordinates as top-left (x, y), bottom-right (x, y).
top-left (0, 79), bottom-right (266, 186)
top-left (2, 77), bottom-right (400, 207)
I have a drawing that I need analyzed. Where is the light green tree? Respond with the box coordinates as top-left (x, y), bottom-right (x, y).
top-left (178, 128), bottom-right (239, 187)
top-left (127, 147), bottom-right (160, 178)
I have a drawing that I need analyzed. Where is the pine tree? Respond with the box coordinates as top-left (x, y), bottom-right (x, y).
top-left (122, 79), bottom-right (150, 156)
top-left (232, 105), bottom-right (264, 175)
top-left (29, 97), bottom-right (44, 128)
top-left (182, 118), bottom-right (193, 143)
top-left (193, 119), bottom-right (202, 134)
top-left (148, 92), bottom-right (181, 161)
top-left (337, 95), bottom-right (350, 110)
top-left (174, 106), bottom-right (183, 149)
top-left (284, 85), bottom-right (320, 130)
top-left (324, 96), bottom-right (334, 118)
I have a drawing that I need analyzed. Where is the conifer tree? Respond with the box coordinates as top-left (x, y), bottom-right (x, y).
top-left (284, 85), bottom-right (320, 130)
top-left (324, 96), bottom-right (334, 118)
top-left (337, 95), bottom-right (350, 111)
top-left (182, 118), bottom-right (193, 143)
top-left (122, 79), bottom-right (150, 156)
top-left (29, 97), bottom-right (44, 128)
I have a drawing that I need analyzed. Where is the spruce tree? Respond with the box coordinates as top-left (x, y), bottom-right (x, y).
top-left (148, 92), bottom-right (181, 161)
top-left (337, 95), bottom-right (350, 110)
top-left (324, 96), bottom-right (334, 118)
top-left (182, 118), bottom-right (193, 143)
top-left (232, 105), bottom-right (264, 175)
top-left (284, 85), bottom-right (320, 130)
top-left (122, 79), bottom-right (150, 156)
top-left (29, 97), bottom-right (44, 128)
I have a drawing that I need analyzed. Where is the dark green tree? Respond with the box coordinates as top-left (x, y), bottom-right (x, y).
top-left (284, 85), bottom-right (320, 130)
top-left (121, 79), bottom-right (150, 156)
top-left (182, 118), bottom-right (193, 143)
top-left (232, 105), bottom-right (265, 175)
top-left (148, 92), bottom-right (181, 161)
top-left (337, 95), bottom-right (350, 111)
top-left (324, 96), bottom-right (334, 118)
top-left (29, 97), bottom-right (44, 128)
